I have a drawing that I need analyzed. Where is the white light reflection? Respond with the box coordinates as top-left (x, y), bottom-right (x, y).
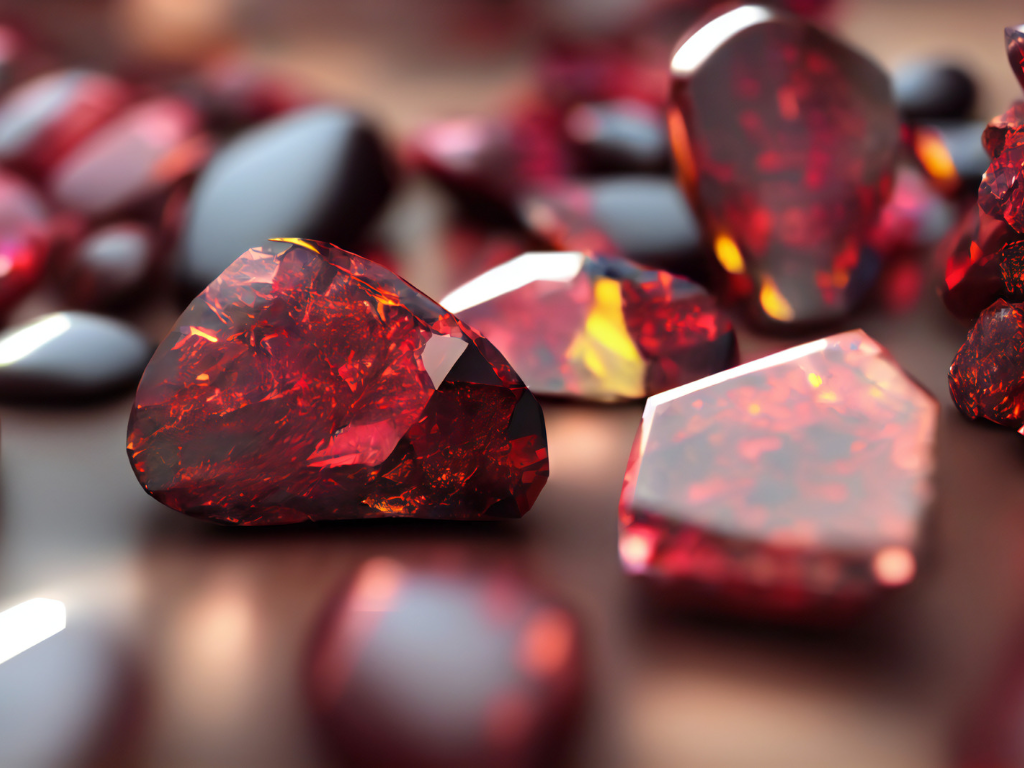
top-left (441, 251), bottom-right (586, 314)
top-left (639, 336), bottom-right (831, 455)
top-left (670, 5), bottom-right (775, 76)
top-left (0, 313), bottom-right (72, 366)
top-left (0, 598), bottom-right (67, 665)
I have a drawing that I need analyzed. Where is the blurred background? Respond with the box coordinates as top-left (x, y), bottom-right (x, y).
top-left (0, 0), bottom-right (1023, 766)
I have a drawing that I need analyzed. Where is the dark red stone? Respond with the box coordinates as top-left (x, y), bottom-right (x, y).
top-left (442, 251), bottom-right (736, 401)
top-left (982, 101), bottom-right (1024, 158)
top-left (1007, 24), bottom-right (1024, 92)
top-left (0, 69), bottom-right (131, 177)
top-left (308, 557), bottom-right (584, 768)
top-left (949, 299), bottom-right (1024, 431)
top-left (669, 5), bottom-right (899, 326)
top-left (49, 97), bottom-right (211, 220)
top-left (619, 330), bottom-right (937, 622)
top-left (406, 109), bottom-right (569, 223)
top-left (55, 221), bottom-right (155, 310)
top-left (127, 239), bottom-right (548, 525)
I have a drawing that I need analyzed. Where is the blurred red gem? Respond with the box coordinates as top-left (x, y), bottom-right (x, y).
top-left (669, 5), bottom-right (899, 325)
top-left (443, 252), bottom-right (736, 401)
top-left (49, 97), bottom-right (211, 220)
top-left (186, 53), bottom-right (311, 130)
top-left (55, 221), bottom-right (155, 310)
top-left (867, 164), bottom-right (955, 259)
top-left (949, 299), bottom-right (1024, 432)
top-left (619, 330), bottom-right (937, 622)
top-left (0, 169), bottom-right (50, 313)
top-left (1006, 25), bottom-right (1024, 92)
top-left (0, 69), bottom-right (131, 176)
top-left (308, 558), bottom-right (584, 768)
top-left (127, 239), bottom-right (548, 525)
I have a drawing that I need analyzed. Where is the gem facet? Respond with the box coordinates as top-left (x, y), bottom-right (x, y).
top-left (308, 557), bottom-right (584, 768)
top-left (668, 5), bottom-right (899, 325)
top-left (179, 106), bottom-right (394, 297)
top-left (949, 299), bottom-right (1024, 432)
top-left (127, 239), bottom-right (548, 525)
top-left (619, 330), bottom-right (937, 620)
top-left (442, 251), bottom-right (736, 401)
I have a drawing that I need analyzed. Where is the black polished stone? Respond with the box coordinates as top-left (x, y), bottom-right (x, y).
top-left (56, 221), bottom-right (155, 310)
top-left (0, 311), bottom-right (152, 401)
top-left (892, 60), bottom-right (976, 121)
top-left (563, 99), bottom-right (669, 173)
top-left (177, 105), bottom-right (394, 298)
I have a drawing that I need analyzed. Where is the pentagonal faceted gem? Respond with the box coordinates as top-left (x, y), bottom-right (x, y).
top-left (442, 251), bottom-right (736, 401)
top-left (127, 239), bottom-right (548, 525)
top-left (669, 5), bottom-right (899, 325)
top-left (619, 330), bottom-right (937, 621)
top-left (307, 558), bottom-right (584, 768)
top-left (949, 299), bottom-right (1024, 432)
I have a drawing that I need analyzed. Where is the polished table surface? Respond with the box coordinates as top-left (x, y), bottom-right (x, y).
top-left (3, 1), bottom-right (1024, 766)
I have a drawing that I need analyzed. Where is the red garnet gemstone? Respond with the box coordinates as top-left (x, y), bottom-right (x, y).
top-left (619, 330), bottom-right (937, 622)
top-left (1007, 25), bottom-right (1024, 92)
top-left (307, 557), bottom-right (584, 768)
top-left (0, 69), bottom-right (131, 177)
top-left (442, 251), bottom-right (736, 401)
top-left (982, 101), bottom-right (1024, 158)
top-left (49, 97), bottom-right (211, 220)
top-left (669, 5), bottom-right (899, 326)
top-left (0, 169), bottom-right (51, 313)
top-left (948, 299), bottom-right (1024, 432)
top-left (126, 238), bottom-right (548, 525)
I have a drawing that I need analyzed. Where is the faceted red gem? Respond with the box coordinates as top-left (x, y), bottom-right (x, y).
top-left (669, 5), bottom-right (899, 326)
top-left (619, 330), bottom-right (937, 622)
top-left (979, 144), bottom-right (1024, 234)
top-left (127, 239), bottom-right (548, 525)
top-left (48, 97), bottom-right (212, 220)
top-left (1006, 24), bottom-right (1024, 92)
top-left (982, 101), bottom-right (1024, 158)
top-left (442, 252), bottom-right (736, 401)
top-left (948, 299), bottom-right (1024, 432)
top-left (0, 69), bottom-right (131, 177)
top-left (308, 557), bottom-right (584, 768)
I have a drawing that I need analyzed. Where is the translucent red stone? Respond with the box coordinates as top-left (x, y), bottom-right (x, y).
top-left (127, 239), bottom-right (548, 525)
top-left (948, 299), bottom-right (1024, 432)
top-left (668, 5), bottom-right (899, 325)
top-left (442, 252), bottom-right (736, 401)
top-left (308, 557), bottom-right (584, 768)
top-left (0, 69), bottom-right (131, 176)
top-left (49, 97), bottom-right (211, 220)
top-left (619, 330), bottom-right (937, 621)
top-left (1007, 25), bottom-right (1024, 92)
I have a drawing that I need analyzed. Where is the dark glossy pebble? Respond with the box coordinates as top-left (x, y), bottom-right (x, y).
top-left (56, 222), bottom-right (155, 310)
top-left (892, 60), bottom-right (976, 120)
top-left (0, 311), bottom-right (152, 401)
top-left (0, 616), bottom-right (136, 767)
top-left (48, 97), bottom-right (211, 221)
top-left (0, 69), bottom-right (130, 176)
top-left (520, 175), bottom-right (711, 281)
top-left (563, 99), bottom-right (669, 173)
top-left (308, 558), bottom-right (584, 768)
top-left (178, 105), bottom-right (394, 297)
top-left (912, 120), bottom-right (990, 195)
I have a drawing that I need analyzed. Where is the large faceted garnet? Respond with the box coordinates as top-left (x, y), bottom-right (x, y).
top-left (668, 5), bottom-right (899, 326)
top-left (619, 330), bottom-right (937, 622)
top-left (127, 239), bottom-right (548, 524)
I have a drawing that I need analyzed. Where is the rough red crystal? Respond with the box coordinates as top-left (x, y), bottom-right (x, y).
top-left (0, 69), bottom-right (131, 176)
top-left (619, 330), bottom-right (937, 621)
top-left (442, 251), bottom-right (736, 401)
top-left (948, 299), bottom-right (1024, 432)
top-left (308, 557), bottom-right (584, 768)
top-left (982, 101), bottom-right (1024, 158)
top-left (1007, 24), bottom-right (1024, 92)
top-left (49, 97), bottom-right (211, 220)
top-left (127, 238), bottom-right (548, 525)
top-left (668, 5), bottom-right (899, 325)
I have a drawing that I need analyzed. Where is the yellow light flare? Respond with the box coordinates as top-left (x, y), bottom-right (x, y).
top-left (189, 327), bottom-right (219, 343)
top-left (268, 237), bottom-right (321, 254)
top-left (196, 373), bottom-right (209, 381)
top-left (914, 128), bottom-right (958, 191)
top-left (713, 233), bottom-right (746, 275)
top-left (807, 372), bottom-right (822, 388)
top-left (565, 277), bottom-right (645, 399)
top-left (759, 276), bottom-right (796, 322)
